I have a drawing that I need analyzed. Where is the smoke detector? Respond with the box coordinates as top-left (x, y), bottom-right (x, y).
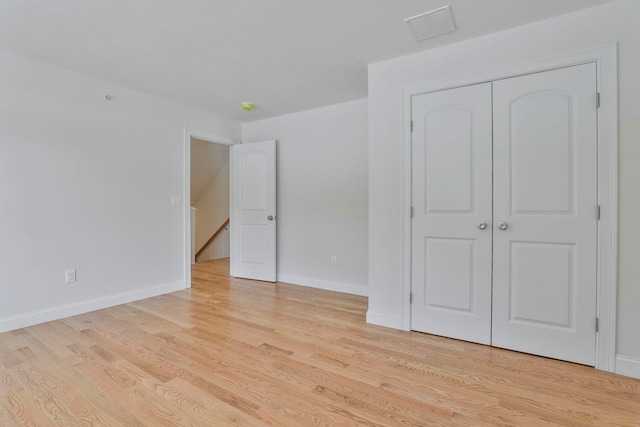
top-left (404, 5), bottom-right (456, 41)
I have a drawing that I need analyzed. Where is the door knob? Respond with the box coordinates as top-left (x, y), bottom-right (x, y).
top-left (498, 221), bottom-right (509, 230)
top-left (477, 221), bottom-right (488, 230)
top-left (267, 215), bottom-right (274, 221)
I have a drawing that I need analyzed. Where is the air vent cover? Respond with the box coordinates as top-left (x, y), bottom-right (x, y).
top-left (404, 5), bottom-right (456, 41)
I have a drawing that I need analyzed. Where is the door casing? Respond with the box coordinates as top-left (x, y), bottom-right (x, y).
top-left (401, 44), bottom-right (618, 372)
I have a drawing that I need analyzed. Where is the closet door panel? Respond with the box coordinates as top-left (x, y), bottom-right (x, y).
top-left (492, 64), bottom-right (598, 366)
top-left (411, 83), bottom-right (493, 345)
top-left (510, 93), bottom-right (573, 214)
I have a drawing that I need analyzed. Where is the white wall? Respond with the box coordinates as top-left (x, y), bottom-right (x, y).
top-left (242, 99), bottom-right (368, 296)
top-left (0, 48), bottom-right (240, 332)
top-left (194, 162), bottom-right (230, 252)
top-left (368, 0), bottom-right (640, 378)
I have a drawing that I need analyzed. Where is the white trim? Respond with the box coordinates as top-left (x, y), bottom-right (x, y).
top-left (0, 281), bottom-right (185, 333)
top-left (366, 311), bottom-right (403, 330)
top-left (594, 45), bottom-right (618, 373)
top-left (183, 128), bottom-right (238, 288)
top-left (615, 355), bottom-right (640, 379)
top-left (277, 274), bottom-right (368, 297)
top-left (401, 44), bottom-right (618, 371)
top-left (229, 142), bottom-right (235, 278)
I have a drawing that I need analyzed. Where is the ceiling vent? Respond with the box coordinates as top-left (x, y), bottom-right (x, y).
top-left (404, 5), bottom-right (456, 41)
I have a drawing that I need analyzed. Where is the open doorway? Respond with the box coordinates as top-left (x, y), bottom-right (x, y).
top-left (183, 129), bottom-right (236, 287)
top-left (183, 131), bottom-right (277, 287)
top-left (190, 138), bottom-right (230, 265)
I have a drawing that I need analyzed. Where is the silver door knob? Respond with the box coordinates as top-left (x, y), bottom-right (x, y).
top-left (477, 221), bottom-right (488, 230)
top-left (267, 215), bottom-right (274, 221)
top-left (498, 221), bottom-right (509, 230)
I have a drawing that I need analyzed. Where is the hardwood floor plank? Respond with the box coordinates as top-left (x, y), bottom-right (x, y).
top-left (0, 341), bottom-right (25, 369)
top-left (5, 362), bottom-right (117, 426)
top-left (160, 377), bottom-right (272, 427)
top-left (0, 398), bottom-right (19, 427)
top-left (1, 369), bottom-right (54, 427)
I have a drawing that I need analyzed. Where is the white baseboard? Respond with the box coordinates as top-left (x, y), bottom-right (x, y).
top-left (615, 354), bottom-right (640, 379)
top-left (277, 273), bottom-right (368, 297)
top-left (366, 310), bottom-right (403, 329)
top-left (0, 281), bottom-right (186, 333)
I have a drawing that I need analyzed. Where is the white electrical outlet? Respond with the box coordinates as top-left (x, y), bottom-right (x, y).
top-left (65, 269), bottom-right (77, 284)
top-left (171, 196), bottom-right (182, 207)
top-left (331, 255), bottom-right (337, 266)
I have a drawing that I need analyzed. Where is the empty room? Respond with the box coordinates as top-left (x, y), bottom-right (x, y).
top-left (1, 1), bottom-right (639, 425)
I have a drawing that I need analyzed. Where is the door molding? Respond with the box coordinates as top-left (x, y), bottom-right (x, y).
top-left (401, 44), bottom-right (618, 372)
top-left (183, 128), bottom-right (237, 289)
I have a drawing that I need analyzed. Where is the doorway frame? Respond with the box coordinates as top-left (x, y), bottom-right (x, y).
top-left (400, 44), bottom-right (618, 372)
top-left (183, 127), bottom-right (237, 288)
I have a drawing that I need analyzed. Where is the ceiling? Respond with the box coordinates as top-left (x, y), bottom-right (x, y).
top-left (190, 139), bottom-right (229, 203)
top-left (0, 0), bottom-right (615, 123)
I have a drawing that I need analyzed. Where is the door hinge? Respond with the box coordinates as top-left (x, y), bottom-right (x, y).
top-left (596, 205), bottom-right (601, 221)
top-left (596, 92), bottom-right (600, 108)
top-left (410, 206), bottom-right (414, 218)
top-left (596, 317), bottom-right (599, 333)
top-left (410, 293), bottom-right (413, 304)
top-left (410, 120), bottom-right (414, 132)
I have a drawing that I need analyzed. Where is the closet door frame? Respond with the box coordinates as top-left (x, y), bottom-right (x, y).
top-left (400, 44), bottom-right (618, 372)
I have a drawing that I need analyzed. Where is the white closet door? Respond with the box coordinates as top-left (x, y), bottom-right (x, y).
top-left (492, 64), bottom-right (598, 365)
top-left (411, 83), bottom-right (493, 344)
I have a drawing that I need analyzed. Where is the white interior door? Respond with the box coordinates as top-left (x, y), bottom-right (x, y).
top-left (492, 64), bottom-right (598, 365)
top-left (411, 83), bottom-right (493, 344)
top-left (230, 140), bottom-right (277, 282)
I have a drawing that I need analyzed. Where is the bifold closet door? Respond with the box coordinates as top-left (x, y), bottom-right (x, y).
top-left (491, 64), bottom-right (598, 366)
top-left (411, 83), bottom-right (493, 345)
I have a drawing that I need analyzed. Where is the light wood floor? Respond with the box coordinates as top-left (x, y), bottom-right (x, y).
top-left (1, 259), bottom-right (639, 426)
